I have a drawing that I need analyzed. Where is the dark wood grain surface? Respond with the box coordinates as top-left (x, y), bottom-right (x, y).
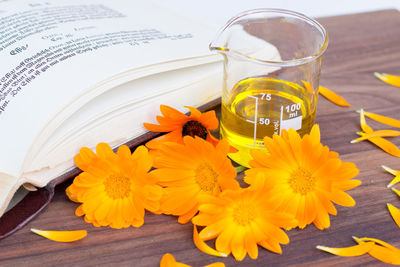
top-left (1, 9), bottom-right (400, 266)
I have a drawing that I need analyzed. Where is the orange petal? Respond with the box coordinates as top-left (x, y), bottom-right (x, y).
top-left (359, 109), bottom-right (373, 134)
top-left (351, 130), bottom-right (400, 143)
top-left (318, 85), bottom-right (350, 107)
top-left (387, 203), bottom-right (400, 229)
top-left (368, 244), bottom-right (400, 264)
top-left (361, 111), bottom-right (400, 128)
top-left (193, 225), bottom-right (227, 258)
top-left (30, 228), bottom-right (87, 242)
top-left (382, 165), bottom-right (400, 187)
top-left (204, 263), bottom-right (226, 267)
top-left (359, 237), bottom-right (400, 252)
top-left (316, 242), bottom-right (374, 256)
top-left (160, 253), bottom-right (191, 267)
top-left (357, 237), bottom-right (400, 264)
top-left (375, 72), bottom-right (400, 87)
top-left (392, 187), bottom-right (400, 198)
top-left (361, 135), bottom-right (400, 157)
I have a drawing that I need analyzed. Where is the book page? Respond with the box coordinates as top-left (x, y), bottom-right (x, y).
top-left (0, 0), bottom-right (218, 177)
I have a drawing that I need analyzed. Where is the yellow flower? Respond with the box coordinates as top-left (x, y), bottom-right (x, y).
top-left (144, 105), bottom-right (220, 148)
top-left (245, 124), bottom-right (361, 230)
top-left (151, 136), bottom-right (239, 224)
top-left (192, 179), bottom-right (297, 261)
top-left (66, 143), bottom-right (163, 229)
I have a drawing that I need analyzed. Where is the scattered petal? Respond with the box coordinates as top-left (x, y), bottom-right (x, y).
top-left (387, 203), bottom-right (400, 229)
top-left (355, 109), bottom-right (400, 156)
top-left (193, 225), bottom-right (227, 258)
top-left (382, 165), bottom-right (400, 176)
top-left (357, 237), bottom-right (400, 264)
top-left (318, 85), bottom-right (351, 107)
top-left (30, 228), bottom-right (87, 242)
top-left (316, 242), bottom-right (374, 256)
top-left (359, 109), bottom-right (373, 133)
top-left (204, 263), bottom-right (226, 267)
top-left (375, 72), bottom-right (400, 88)
top-left (358, 133), bottom-right (400, 157)
top-left (392, 187), bottom-right (400, 198)
top-left (359, 110), bottom-right (400, 128)
top-left (160, 253), bottom-right (191, 267)
top-left (351, 130), bottom-right (400, 143)
top-left (302, 81), bottom-right (350, 107)
top-left (359, 237), bottom-right (400, 253)
top-left (354, 236), bottom-right (400, 264)
top-left (382, 165), bottom-right (400, 187)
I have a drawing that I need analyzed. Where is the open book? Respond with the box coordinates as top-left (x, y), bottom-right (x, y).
top-left (0, 0), bottom-right (224, 218)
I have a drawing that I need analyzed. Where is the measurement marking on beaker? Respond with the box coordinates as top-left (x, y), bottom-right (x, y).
top-left (279, 106), bottom-right (284, 135)
top-left (246, 95), bottom-right (258, 147)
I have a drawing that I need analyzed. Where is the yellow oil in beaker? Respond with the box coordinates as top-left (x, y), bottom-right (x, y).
top-left (220, 78), bottom-right (316, 167)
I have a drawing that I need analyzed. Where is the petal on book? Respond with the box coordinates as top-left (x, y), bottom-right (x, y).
top-left (375, 72), bottom-right (400, 87)
top-left (30, 228), bottom-right (87, 242)
top-left (351, 130), bottom-right (400, 143)
top-left (318, 85), bottom-right (351, 107)
top-left (316, 242), bottom-right (374, 256)
top-left (193, 225), bottom-right (227, 258)
top-left (387, 203), bottom-right (400, 229)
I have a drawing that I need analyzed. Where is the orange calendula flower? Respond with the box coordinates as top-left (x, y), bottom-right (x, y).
top-left (144, 105), bottom-right (220, 149)
top-left (245, 124), bottom-right (361, 230)
top-left (66, 143), bottom-right (163, 229)
top-left (151, 136), bottom-right (239, 224)
top-left (30, 228), bottom-right (87, 242)
top-left (382, 165), bottom-right (400, 188)
top-left (356, 109), bottom-right (400, 157)
top-left (192, 179), bottom-right (297, 261)
top-left (354, 236), bottom-right (400, 264)
top-left (375, 72), bottom-right (400, 88)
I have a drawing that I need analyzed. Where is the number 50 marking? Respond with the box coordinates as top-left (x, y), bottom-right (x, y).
top-left (259, 118), bottom-right (270, 125)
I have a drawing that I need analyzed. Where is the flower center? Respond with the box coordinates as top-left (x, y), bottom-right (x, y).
top-left (195, 162), bottom-right (218, 193)
top-left (182, 120), bottom-right (208, 139)
top-left (233, 200), bottom-right (257, 226)
top-left (104, 174), bottom-right (131, 199)
top-left (288, 167), bottom-right (316, 195)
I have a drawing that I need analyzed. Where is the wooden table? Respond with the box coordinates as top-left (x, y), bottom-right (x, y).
top-left (1, 9), bottom-right (400, 266)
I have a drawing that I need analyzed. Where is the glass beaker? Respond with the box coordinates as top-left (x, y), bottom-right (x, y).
top-left (210, 9), bottom-right (328, 167)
